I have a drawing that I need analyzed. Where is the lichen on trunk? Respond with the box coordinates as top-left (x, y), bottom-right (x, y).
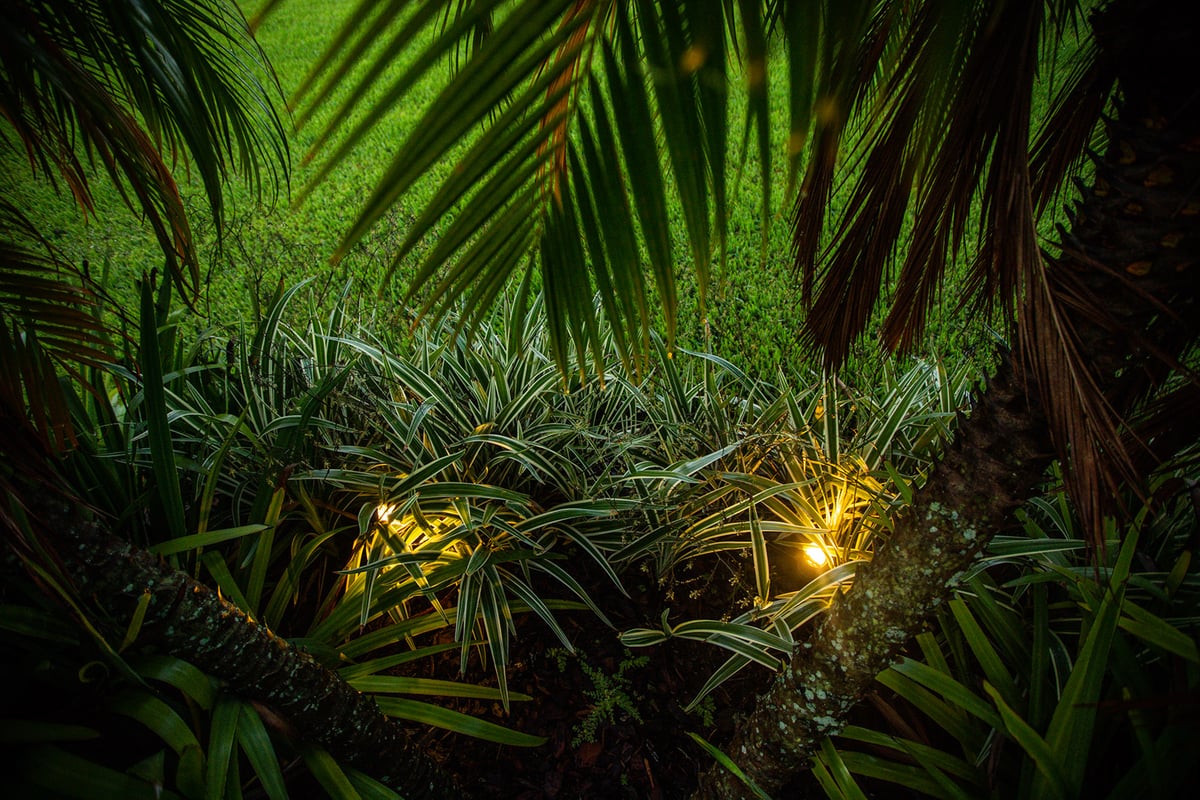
top-left (695, 359), bottom-right (1052, 798)
top-left (32, 493), bottom-right (464, 800)
top-left (695, 2), bottom-right (1200, 794)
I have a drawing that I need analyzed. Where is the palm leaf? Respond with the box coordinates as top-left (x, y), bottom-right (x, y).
top-left (0, 0), bottom-right (288, 298)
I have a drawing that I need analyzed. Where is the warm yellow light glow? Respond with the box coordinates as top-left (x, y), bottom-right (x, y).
top-left (803, 543), bottom-right (830, 567)
top-left (376, 503), bottom-right (397, 525)
top-left (680, 44), bottom-right (708, 75)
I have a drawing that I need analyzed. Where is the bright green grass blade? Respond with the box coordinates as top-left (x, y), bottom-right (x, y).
top-left (200, 551), bottom-right (252, 613)
top-left (838, 726), bottom-right (981, 784)
top-left (301, 745), bottom-right (362, 800)
top-left (916, 632), bottom-right (952, 677)
top-left (480, 573), bottom-right (511, 709)
top-left (1118, 598), bottom-right (1200, 663)
top-left (204, 695), bottom-right (240, 800)
top-left (139, 280), bottom-right (187, 542)
top-left (455, 571), bottom-right (481, 672)
top-left (810, 752), bottom-right (845, 800)
top-left (1038, 530), bottom-right (1135, 797)
top-left (245, 485), bottom-right (285, 614)
top-left (686, 732), bottom-right (774, 800)
top-left (119, 589), bottom-right (153, 652)
top-left (349, 675), bottom-right (529, 702)
top-left (817, 737), bottom-right (870, 800)
top-left (983, 682), bottom-right (1069, 800)
top-left (149, 525), bottom-right (269, 557)
top-left (375, 698), bottom-right (547, 746)
top-left (963, 575), bottom-right (1028, 668)
top-left (130, 653), bottom-right (216, 710)
top-left (196, 409), bottom-right (248, 536)
top-left (949, 597), bottom-right (1019, 709)
top-left (236, 703), bottom-right (287, 800)
top-left (877, 669), bottom-right (983, 752)
top-left (345, 766), bottom-right (404, 800)
top-left (750, 505), bottom-right (770, 603)
top-left (890, 657), bottom-right (1003, 730)
top-left (264, 528), bottom-right (342, 630)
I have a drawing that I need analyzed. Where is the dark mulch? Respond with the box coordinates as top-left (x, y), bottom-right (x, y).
top-left (399, 554), bottom-right (821, 799)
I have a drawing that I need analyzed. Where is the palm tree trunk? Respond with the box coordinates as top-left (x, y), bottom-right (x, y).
top-left (696, 358), bottom-right (1051, 798)
top-left (695, 0), bottom-right (1200, 796)
top-left (33, 493), bottom-right (464, 800)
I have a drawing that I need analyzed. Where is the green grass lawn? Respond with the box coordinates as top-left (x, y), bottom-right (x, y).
top-left (4, 0), bottom-right (1045, 383)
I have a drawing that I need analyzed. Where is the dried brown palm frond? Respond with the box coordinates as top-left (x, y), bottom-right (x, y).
top-left (797, 1), bottom-right (941, 362)
top-left (1120, 378), bottom-right (1200, 479)
top-left (0, 204), bottom-right (112, 452)
top-left (1028, 39), bottom-right (1113, 218)
top-left (791, 0), bottom-right (1200, 549)
top-left (798, 2), bottom-right (1050, 365)
top-left (1017, 0), bottom-right (1200, 543)
top-left (1, 0), bottom-right (288, 456)
top-left (791, 0), bottom-right (894, 314)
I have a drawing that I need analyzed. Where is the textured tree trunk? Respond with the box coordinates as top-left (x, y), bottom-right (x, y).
top-left (696, 358), bottom-right (1051, 798)
top-left (695, 0), bottom-right (1200, 796)
top-left (33, 494), bottom-right (464, 800)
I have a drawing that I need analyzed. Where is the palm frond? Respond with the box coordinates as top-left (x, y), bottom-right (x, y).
top-left (0, 0), bottom-right (289, 298)
top-left (291, 0), bottom-right (751, 376)
top-left (793, 1), bottom-right (1072, 368)
top-left (1028, 39), bottom-right (1111, 217)
top-left (790, 0), bottom-right (891, 310)
top-left (0, 205), bottom-right (113, 451)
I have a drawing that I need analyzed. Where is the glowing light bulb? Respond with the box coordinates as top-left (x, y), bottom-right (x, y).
top-left (803, 543), bottom-right (830, 567)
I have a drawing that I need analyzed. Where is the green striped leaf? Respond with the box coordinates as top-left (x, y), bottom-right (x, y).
top-left (375, 698), bottom-right (546, 746)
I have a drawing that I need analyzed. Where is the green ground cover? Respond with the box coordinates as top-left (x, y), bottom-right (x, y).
top-left (4, 0), bottom-right (1042, 381)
